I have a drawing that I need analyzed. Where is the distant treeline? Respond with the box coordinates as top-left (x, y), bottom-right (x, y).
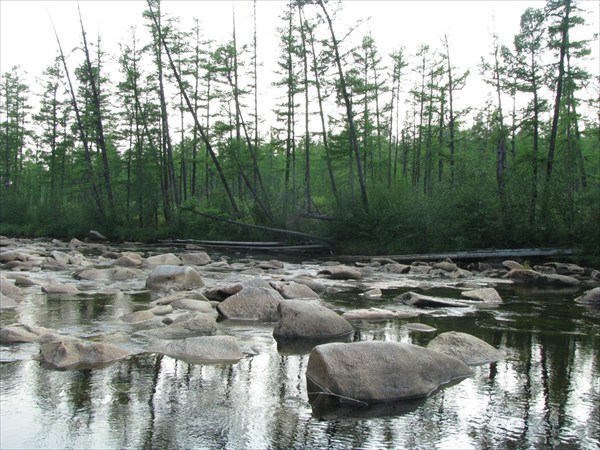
top-left (1, 0), bottom-right (598, 258)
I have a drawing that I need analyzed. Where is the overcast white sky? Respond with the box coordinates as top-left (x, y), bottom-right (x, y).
top-left (1, 0), bottom-right (598, 125)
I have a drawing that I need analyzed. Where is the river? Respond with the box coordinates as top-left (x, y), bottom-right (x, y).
top-left (0, 244), bottom-right (598, 449)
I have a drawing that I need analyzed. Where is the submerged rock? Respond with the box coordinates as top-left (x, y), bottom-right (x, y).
top-left (342, 308), bottom-right (418, 321)
top-left (149, 335), bottom-right (243, 364)
top-left (507, 269), bottom-right (580, 287)
top-left (395, 291), bottom-right (469, 308)
top-left (140, 314), bottom-right (218, 339)
top-left (38, 340), bottom-right (131, 369)
top-left (306, 341), bottom-right (472, 405)
top-left (427, 331), bottom-right (505, 366)
top-left (273, 300), bottom-right (353, 340)
top-left (574, 287), bottom-right (600, 305)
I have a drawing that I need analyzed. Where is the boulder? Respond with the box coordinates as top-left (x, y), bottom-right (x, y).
top-left (395, 291), bottom-right (469, 308)
top-left (427, 331), bottom-right (505, 365)
top-left (179, 252), bottom-right (211, 266)
top-left (409, 265), bottom-right (431, 275)
top-left (306, 341), bottom-right (472, 404)
top-left (289, 277), bottom-right (327, 294)
top-left (144, 253), bottom-right (182, 267)
top-left (38, 340), bottom-right (131, 369)
top-left (120, 310), bottom-right (156, 324)
top-left (0, 324), bottom-right (61, 343)
top-left (432, 261), bottom-right (458, 272)
top-left (380, 264), bottom-right (411, 274)
top-left (140, 314), bottom-right (218, 339)
top-left (145, 265), bottom-right (204, 291)
top-left (0, 293), bottom-right (19, 309)
top-left (151, 290), bottom-right (208, 306)
top-left (1, 278), bottom-right (23, 300)
top-left (342, 308), bottom-right (418, 321)
top-left (41, 282), bottom-right (81, 295)
top-left (13, 275), bottom-right (42, 287)
top-left (203, 278), bottom-right (271, 301)
top-left (216, 287), bottom-right (283, 321)
top-left (507, 269), bottom-right (580, 287)
top-left (318, 265), bottom-right (362, 280)
top-left (75, 267), bottom-right (142, 281)
top-left (574, 287), bottom-right (600, 305)
top-left (273, 300), bottom-right (353, 340)
top-left (148, 335), bottom-right (243, 364)
top-left (502, 260), bottom-right (524, 270)
top-left (460, 287), bottom-right (503, 303)
top-left (0, 251), bottom-right (29, 263)
top-left (114, 255), bottom-right (143, 267)
top-left (171, 298), bottom-right (215, 314)
top-left (275, 282), bottom-right (319, 299)
top-left (257, 259), bottom-right (285, 270)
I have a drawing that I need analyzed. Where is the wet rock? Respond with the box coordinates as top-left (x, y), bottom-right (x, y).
top-left (1, 324), bottom-right (50, 343)
top-left (409, 265), bottom-right (431, 275)
top-left (403, 323), bottom-right (437, 333)
top-left (306, 341), bottom-right (472, 404)
top-left (38, 340), bottom-right (131, 369)
top-left (141, 314), bottom-right (218, 339)
top-left (507, 269), bottom-right (580, 287)
top-left (114, 255), bottom-right (143, 267)
top-left (318, 265), bottom-right (362, 280)
top-left (41, 282), bottom-right (81, 295)
top-left (145, 265), bottom-right (204, 291)
top-left (0, 293), bottom-right (20, 309)
top-left (289, 277), bottom-right (327, 294)
top-left (1, 278), bottom-right (23, 300)
top-left (460, 288), bottom-right (503, 303)
top-left (433, 261), bottom-right (458, 272)
top-left (546, 262), bottom-right (585, 276)
top-left (171, 298), bottom-right (215, 314)
top-left (75, 267), bottom-right (142, 281)
top-left (144, 253), bottom-right (182, 268)
top-left (380, 264), bottom-right (411, 274)
top-left (148, 304), bottom-right (174, 315)
top-left (0, 251), bottom-right (29, 263)
top-left (216, 287), bottom-right (283, 321)
top-left (150, 290), bottom-right (208, 306)
top-left (257, 260), bottom-right (285, 270)
top-left (13, 275), bottom-right (42, 287)
top-left (179, 252), bottom-right (211, 266)
top-left (275, 282), bottom-right (319, 299)
top-left (273, 300), bottom-right (353, 340)
top-left (449, 268), bottom-right (472, 279)
top-left (203, 278), bottom-right (272, 301)
top-left (395, 291), bottom-right (469, 308)
top-left (342, 308), bottom-right (418, 321)
top-left (360, 288), bottom-right (382, 299)
top-left (120, 310), bottom-right (156, 324)
top-left (427, 331), bottom-right (505, 366)
top-left (148, 335), bottom-right (243, 364)
top-left (502, 260), bottom-right (524, 270)
top-left (574, 287), bottom-right (600, 305)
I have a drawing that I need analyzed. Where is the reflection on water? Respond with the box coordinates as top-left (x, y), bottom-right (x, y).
top-left (1, 276), bottom-right (599, 448)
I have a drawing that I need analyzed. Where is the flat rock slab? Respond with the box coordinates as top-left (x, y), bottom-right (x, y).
top-left (395, 291), bottom-right (470, 308)
top-left (342, 308), bottom-right (418, 321)
top-left (38, 340), bottom-right (131, 369)
top-left (306, 341), bottom-right (472, 405)
top-left (0, 324), bottom-right (58, 343)
top-left (75, 268), bottom-right (142, 281)
top-left (508, 269), bottom-right (580, 287)
top-left (575, 287), bottom-right (600, 305)
top-left (275, 282), bottom-right (319, 299)
top-left (140, 314), bottom-right (218, 339)
top-left (318, 265), bottom-right (362, 280)
top-left (403, 323), bottom-right (437, 333)
top-left (149, 335), bottom-right (243, 364)
top-left (427, 331), bottom-right (505, 366)
top-left (460, 287), bottom-right (503, 303)
top-left (273, 300), bottom-right (353, 340)
top-left (41, 282), bottom-right (81, 295)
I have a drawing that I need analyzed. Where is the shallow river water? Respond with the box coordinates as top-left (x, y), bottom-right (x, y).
top-left (0, 247), bottom-right (598, 449)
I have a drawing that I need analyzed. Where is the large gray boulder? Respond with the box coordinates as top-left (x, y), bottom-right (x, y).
top-left (41, 281), bottom-right (81, 295)
top-left (275, 282), bottom-right (319, 299)
top-left (149, 335), bottom-right (243, 364)
top-left (507, 269), bottom-right (580, 287)
top-left (306, 341), bottom-right (472, 404)
top-left (0, 293), bottom-right (19, 309)
top-left (216, 287), bottom-right (283, 321)
top-left (273, 300), bottom-right (353, 340)
top-left (144, 253), bottom-right (182, 267)
top-left (179, 252), bottom-right (211, 266)
top-left (0, 324), bottom-right (58, 343)
top-left (427, 331), bottom-right (505, 366)
top-left (574, 287), bottom-right (600, 305)
top-left (145, 265), bottom-right (204, 291)
top-left (203, 278), bottom-right (271, 301)
top-left (38, 340), bottom-right (131, 369)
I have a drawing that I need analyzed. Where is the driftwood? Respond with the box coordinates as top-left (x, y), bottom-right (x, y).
top-left (180, 207), bottom-right (334, 244)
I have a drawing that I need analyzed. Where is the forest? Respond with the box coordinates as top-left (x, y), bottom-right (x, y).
top-left (0, 0), bottom-right (598, 258)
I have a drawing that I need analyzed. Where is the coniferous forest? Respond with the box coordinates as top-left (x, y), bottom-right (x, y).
top-left (1, 0), bottom-right (598, 257)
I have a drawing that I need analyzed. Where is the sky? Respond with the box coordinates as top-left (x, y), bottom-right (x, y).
top-left (1, 0), bottom-right (599, 126)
